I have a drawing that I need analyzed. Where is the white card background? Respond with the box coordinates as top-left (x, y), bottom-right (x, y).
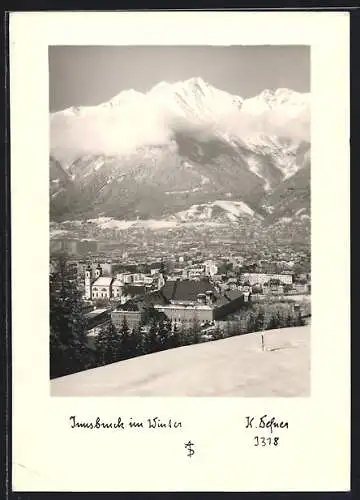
top-left (10, 11), bottom-right (350, 492)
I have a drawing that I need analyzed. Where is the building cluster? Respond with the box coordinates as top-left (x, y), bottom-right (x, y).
top-left (50, 252), bottom-right (310, 337)
top-left (50, 217), bottom-right (310, 276)
top-left (81, 260), bottom-right (251, 335)
top-left (84, 262), bottom-right (166, 301)
top-left (111, 277), bottom-right (250, 331)
top-left (83, 259), bottom-right (220, 302)
top-left (241, 272), bottom-right (293, 286)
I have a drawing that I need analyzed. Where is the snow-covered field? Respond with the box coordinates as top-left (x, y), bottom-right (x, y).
top-left (51, 325), bottom-right (310, 397)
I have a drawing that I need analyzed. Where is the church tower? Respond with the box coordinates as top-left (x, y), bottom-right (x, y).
top-left (85, 264), bottom-right (92, 300)
top-left (157, 258), bottom-right (167, 290)
top-left (95, 263), bottom-right (102, 279)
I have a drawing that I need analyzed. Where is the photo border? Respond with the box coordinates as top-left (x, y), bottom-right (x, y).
top-left (5, 8), bottom-right (354, 496)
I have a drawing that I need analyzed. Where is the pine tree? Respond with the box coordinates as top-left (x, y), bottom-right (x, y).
top-left (245, 310), bottom-right (257, 333)
top-left (267, 312), bottom-right (279, 330)
top-left (189, 316), bottom-right (202, 344)
top-left (50, 256), bottom-right (94, 378)
top-left (212, 324), bottom-right (224, 340)
top-left (145, 320), bottom-right (160, 353)
top-left (131, 325), bottom-right (145, 357)
top-left (120, 316), bottom-right (130, 336)
top-left (276, 311), bottom-right (284, 328)
top-left (169, 323), bottom-right (181, 349)
top-left (124, 329), bottom-right (138, 359)
top-left (254, 308), bottom-right (265, 332)
top-left (177, 323), bottom-right (189, 346)
top-left (119, 317), bottom-right (132, 360)
top-left (157, 319), bottom-right (172, 351)
top-left (95, 323), bottom-right (122, 366)
top-left (286, 311), bottom-right (295, 327)
top-left (239, 313), bottom-right (247, 334)
top-left (226, 320), bottom-right (233, 338)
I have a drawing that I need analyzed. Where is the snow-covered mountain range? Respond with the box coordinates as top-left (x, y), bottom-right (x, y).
top-left (50, 77), bottom-right (310, 231)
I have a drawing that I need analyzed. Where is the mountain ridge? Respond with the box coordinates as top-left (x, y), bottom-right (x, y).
top-left (50, 78), bottom-right (310, 235)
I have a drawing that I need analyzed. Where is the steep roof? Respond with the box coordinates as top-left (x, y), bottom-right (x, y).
top-left (162, 279), bottom-right (217, 303)
top-left (142, 290), bottom-right (169, 307)
top-left (85, 309), bottom-right (111, 330)
top-left (92, 277), bottom-right (113, 287)
top-left (84, 308), bottom-right (109, 319)
top-left (116, 292), bottom-right (168, 313)
top-left (123, 285), bottom-right (146, 296)
top-left (118, 300), bottom-right (141, 312)
top-left (214, 296), bottom-right (229, 307)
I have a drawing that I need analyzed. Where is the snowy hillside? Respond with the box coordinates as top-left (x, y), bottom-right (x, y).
top-left (51, 325), bottom-right (310, 397)
top-left (174, 200), bottom-right (257, 222)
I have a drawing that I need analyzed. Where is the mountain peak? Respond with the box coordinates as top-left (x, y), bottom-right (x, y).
top-left (149, 81), bottom-right (172, 93)
top-left (275, 87), bottom-right (296, 95)
top-left (149, 77), bottom-right (211, 96)
top-left (184, 76), bottom-right (208, 88)
top-left (259, 88), bottom-right (274, 98)
top-left (50, 79), bottom-right (309, 165)
top-left (103, 89), bottom-right (144, 108)
top-left (257, 88), bottom-right (300, 101)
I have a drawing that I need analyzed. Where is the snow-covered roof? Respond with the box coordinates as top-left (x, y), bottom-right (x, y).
top-left (92, 277), bottom-right (113, 287)
top-left (85, 308), bottom-right (109, 318)
top-left (112, 279), bottom-right (123, 287)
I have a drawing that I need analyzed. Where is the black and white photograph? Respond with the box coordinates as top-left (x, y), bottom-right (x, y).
top-left (49, 45), bottom-right (311, 397)
top-left (10, 12), bottom-right (350, 493)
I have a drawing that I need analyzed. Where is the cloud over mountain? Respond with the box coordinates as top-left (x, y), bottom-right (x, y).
top-left (51, 77), bottom-right (310, 161)
top-left (50, 78), bottom-right (310, 228)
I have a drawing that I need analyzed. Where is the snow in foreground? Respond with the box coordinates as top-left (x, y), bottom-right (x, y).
top-left (51, 325), bottom-right (310, 397)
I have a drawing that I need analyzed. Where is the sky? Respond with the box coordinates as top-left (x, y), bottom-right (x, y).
top-left (49, 45), bottom-right (310, 112)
